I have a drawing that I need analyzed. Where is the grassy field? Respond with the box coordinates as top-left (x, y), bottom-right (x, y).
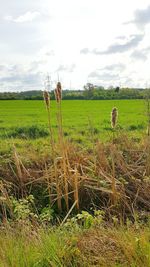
top-left (0, 98), bottom-right (150, 266)
top-left (0, 99), bottom-right (147, 144)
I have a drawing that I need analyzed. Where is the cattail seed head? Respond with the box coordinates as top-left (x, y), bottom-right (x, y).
top-left (57, 82), bottom-right (62, 100)
top-left (111, 107), bottom-right (118, 128)
top-left (55, 82), bottom-right (62, 102)
top-left (54, 88), bottom-right (59, 103)
top-left (43, 90), bottom-right (50, 109)
top-left (57, 81), bottom-right (62, 91)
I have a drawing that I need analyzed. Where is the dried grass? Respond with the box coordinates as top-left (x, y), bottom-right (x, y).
top-left (1, 133), bottom-right (150, 220)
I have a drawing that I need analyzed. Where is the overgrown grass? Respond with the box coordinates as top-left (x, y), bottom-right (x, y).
top-left (1, 133), bottom-right (150, 221)
top-left (0, 225), bottom-right (80, 267)
top-left (0, 219), bottom-right (150, 267)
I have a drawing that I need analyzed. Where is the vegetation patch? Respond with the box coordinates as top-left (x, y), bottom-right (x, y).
top-left (128, 124), bottom-right (145, 131)
top-left (6, 125), bottom-right (49, 139)
top-left (0, 89), bottom-right (150, 266)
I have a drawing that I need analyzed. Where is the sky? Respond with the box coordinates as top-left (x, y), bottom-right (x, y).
top-left (0, 0), bottom-right (150, 91)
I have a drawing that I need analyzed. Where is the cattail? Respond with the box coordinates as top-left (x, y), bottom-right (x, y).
top-left (55, 82), bottom-right (62, 102)
top-left (43, 90), bottom-right (50, 109)
top-left (111, 107), bottom-right (118, 128)
top-left (54, 88), bottom-right (60, 103)
top-left (57, 81), bottom-right (62, 101)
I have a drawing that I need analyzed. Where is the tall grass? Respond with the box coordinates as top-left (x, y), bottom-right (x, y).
top-left (43, 87), bottom-right (62, 211)
top-left (43, 90), bottom-right (55, 156)
top-left (0, 225), bottom-right (80, 267)
top-left (1, 131), bottom-right (149, 221)
top-left (0, 220), bottom-right (150, 267)
top-left (55, 82), bottom-right (69, 211)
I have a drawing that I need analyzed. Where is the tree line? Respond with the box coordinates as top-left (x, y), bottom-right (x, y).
top-left (0, 86), bottom-right (149, 100)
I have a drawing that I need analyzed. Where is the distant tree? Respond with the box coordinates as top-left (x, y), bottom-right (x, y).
top-left (84, 82), bottom-right (94, 91)
top-left (0, 88), bottom-right (146, 100)
top-left (83, 83), bottom-right (94, 99)
top-left (115, 86), bottom-right (120, 93)
top-left (98, 85), bottom-right (105, 90)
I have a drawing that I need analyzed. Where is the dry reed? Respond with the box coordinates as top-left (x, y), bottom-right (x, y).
top-left (43, 90), bottom-right (55, 155)
top-left (43, 81), bottom-right (63, 210)
top-left (1, 133), bottom-right (150, 220)
top-left (55, 81), bottom-right (69, 211)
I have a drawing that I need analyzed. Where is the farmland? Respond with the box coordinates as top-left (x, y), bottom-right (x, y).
top-left (0, 98), bottom-right (150, 266)
top-left (0, 99), bottom-right (147, 145)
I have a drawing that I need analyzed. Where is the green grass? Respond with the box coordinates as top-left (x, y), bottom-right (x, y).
top-left (0, 100), bottom-right (147, 156)
top-left (0, 221), bottom-right (150, 267)
top-left (0, 100), bottom-right (147, 166)
top-left (0, 100), bottom-right (146, 138)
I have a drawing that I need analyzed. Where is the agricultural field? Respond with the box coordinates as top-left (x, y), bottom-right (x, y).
top-left (0, 99), bottom-right (147, 150)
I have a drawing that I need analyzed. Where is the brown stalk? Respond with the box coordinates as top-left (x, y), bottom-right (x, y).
top-left (44, 163), bottom-right (52, 205)
top-left (13, 145), bottom-right (24, 197)
top-left (110, 145), bottom-right (117, 205)
top-left (43, 88), bottom-right (62, 210)
top-left (73, 168), bottom-right (79, 210)
top-left (43, 90), bottom-right (55, 157)
top-left (55, 82), bottom-right (69, 211)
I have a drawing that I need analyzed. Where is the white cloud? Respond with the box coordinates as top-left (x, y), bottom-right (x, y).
top-left (80, 34), bottom-right (144, 55)
top-left (131, 47), bottom-right (150, 61)
top-left (4, 11), bottom-right (41, 23)
top-left (125, 5), bottom-right (150, 29)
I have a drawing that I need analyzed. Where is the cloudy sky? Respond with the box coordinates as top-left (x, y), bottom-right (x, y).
top-left (0, 0), bottom-right (150, 91)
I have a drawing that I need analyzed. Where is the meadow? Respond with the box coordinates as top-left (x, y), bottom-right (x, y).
top-left (0, 97), bottom-right (150, 266)
top-left (0, 99), bottom-right (147, 145)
